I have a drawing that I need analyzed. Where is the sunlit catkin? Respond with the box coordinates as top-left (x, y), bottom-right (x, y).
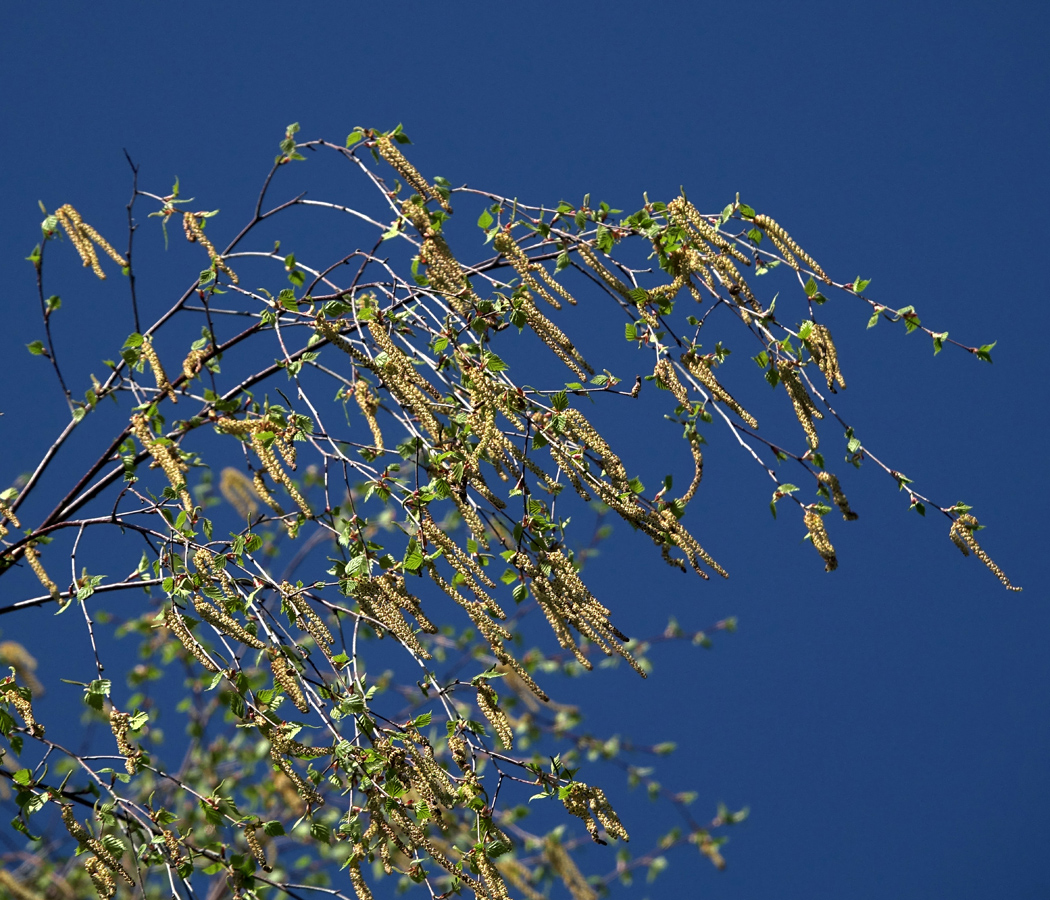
top-left (219, 467), bottom-right (260, 519)
top-left (23, 543), bottom-right (60, 601)
top-left (353, 378), bottom-right (384, 450)
top-left (1, 679), bottom-right (43, 737)
top-left (139, 335), bottom-right (177, 402)
top-left (244, 824), bottom-right (272, 872)
top-left (680, 353), bottom-right (758, 429)
top-left (949, 514), bottom-right (1021, 591)
top-left (183, 212), bottom-right (239, 283)
top-left (777, 362), bottom-right (822, 449)
top-left (804, 509), bottom-right (838, 572)
top-left (753, 214), bottom-right (828, 282)
top-left (817, 471), bottom-right (858, 520)
top-left (475, 681), bottom-right (513, 748)
top-left (109, 709), bottom-right (140, 775)
top-left (163, 604), bottom-right (219, 672)
top-left (54, 204), bottom-right (126, 279)
top-left (269, 649), bottom-right (309, 712)
top-left (806, 323), bottom-right (846, 390)
top-left (374, 133), bottom-right (451, 213)
top-left (545, 835), bottom-right (597, 900)
top-left (83, 857), bottom-right (116, 899)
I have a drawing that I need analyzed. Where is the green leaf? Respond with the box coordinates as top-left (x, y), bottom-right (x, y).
top-left (932, 331), bottom-right (948, 355)
top-left (747, 227), bottom-right (763, 245)
top-left (403, 539), bottom-right (424, 572)
top-left (26, 341), bottom-right (45, 356)
top-left (625, 323), bottom-right (637, 341)
top-left (804, 277), bottom-right (818, 298)
top-left (345, 130), bottom-right (363, 148)
top-left (853, 277), bottom-right (871, 293)
top-left (976, 342), bottom-right (996, 363)
top-left (551, 391), bottom-right (568, 411)
top-left (738, 203), bottom-right (756, 218)
top-left (628, 476), bottom-right (645, 494)
top-left (12, 768), bottom-right (31, 786)
top-left (867, 310), bottom-right (880, 329)
top-left (477, 209), bottom-right (493, 230)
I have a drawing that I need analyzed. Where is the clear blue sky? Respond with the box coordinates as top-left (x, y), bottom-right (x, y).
top-left (1, 3), bottom-right (1048, 898)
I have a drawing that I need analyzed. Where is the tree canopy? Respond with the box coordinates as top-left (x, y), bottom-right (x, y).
top-left (0, 125), bottom-right (1019, 900)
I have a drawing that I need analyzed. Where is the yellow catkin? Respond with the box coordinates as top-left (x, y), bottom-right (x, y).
top-left (545, 836), bottom-right (597, 900)
top-left (804, 509), bottom-right (837, 572)
top-left (516, 289), bottom-right (593, 379)
top-left (109, 709), bottom-right (140, 775)
top-left (83, 857), bottom-right (116, 899)
top-left (269, 650), bottom-right (309, 712)
top-left (494, 230), bottom-right (575, 309)
top-left (193, 593), bottom-right (266, 649)
top-left (244, 824), bottom-right (271, 872)
top-left (181, 344), bottom-right (210, 382)
top-left (1, 680), bottom-right (43, 738)
top-left (280, 582), bottom-right (335, 648)
top-left (578, 244), bottom-right (634, 301)
top-left (219, 467), bottom-right (260, 519)
top-left (347, 858), bottom-right (374, 900)
top-left (404, 199), bottom-right (478, 315)
top-left (84, 839), bottom-right (133, 885)
top-left (777, 363), bottom-right (822, 449)
top-left (139, 335), bottom-right (177, 403)
top-left (54, 205), bottom-right (126, 279)
top-left (561, 782), bottom-right (629, 843)
top-left (129, 414), bottom-right (193, 512)
top-left (475, 682), bottom-right (513, 748)
top-left (252, 432), bottom-right (311, 516)
top-left (353, 379), bottom-right (384, 450)
top-left (753, 214), bottom-right (828, 282)
top-left (0, 500), bottom-right (21, 538)
top-left (817, 472), bottom-right (858, 520)
top-left (680, 353), bottom-right (758, 429)
top-left (160, 828), bottom-right (185, 867)
top-left (374, 133), bottom-right (451, 213)
top-left (667, 197), bottom-right (751, 264)
top-left (163, 604), bottom-right (219, 672)
top-left (474, 848), bottom-right (511, 900)
top-left (679, 437), bottom-right (704, 505)
top-left (949, 515), bottom-right (1020, 591)
top-left (23, 544), bottom-right (60, 601)
top-left (182, 212), bottom-right (238, 283)
top-left (653, 359), bottom-right (692, 408)
top-left (806, 323), bottom-right (846, 390)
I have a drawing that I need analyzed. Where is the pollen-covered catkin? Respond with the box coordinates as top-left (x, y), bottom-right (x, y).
top-left (546, 838), bottom-right (598, 900)
top-left (23, 544), bottom-right (60, 601)
top-left (475, 682), bottom-right (513, 748)
top-left (804, 509), bottom-right (838, 572)
top-left (817, 471), bottom-right (858, 520)
top-left (806, 324), bottom-right (846, 390)
top-left (753, 214), bottom-right (828, 282)
top-left (244, 824), bottom-right (271, 872)
top-left (109, 709), bottom-right (140, 774)
top-left (139, 335), bottom-right (177, 403)
top-left (1, 680), bottom-right (43, 737)
top-left (54, 204), bottom-right (126, 279)
top-left (949, 514), bottom-right (1021, 591)
top-left (163, 605), bottom-right (219, 672)
top-left (778, 362), bottom-right (822, 448)
top-left (183, 212), bottom-right (239, 283)
top-left (374, 133), bottom-right (451, 213)
top-left (269, 649), bottom-right (309, 712)
top-left (680, 353), bottom-right (758, 429)
top-left (83, 857), bottom-right (116, 899)
top-left (353, 379), bottom-right (384, 450)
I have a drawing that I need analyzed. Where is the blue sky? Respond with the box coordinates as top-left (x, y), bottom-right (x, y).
top-left (2, 3), bottom-right (1048, 898)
